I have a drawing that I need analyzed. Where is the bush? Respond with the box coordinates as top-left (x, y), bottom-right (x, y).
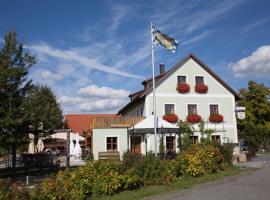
top-left (214, 143), bottom-right (234, 165)
top-left (178, 144), bottom-right (224, 177)
top-left (0, 178), bottom-right (30, 200)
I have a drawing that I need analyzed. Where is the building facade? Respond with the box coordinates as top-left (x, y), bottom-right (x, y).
top-left (118, 54), bottom-right (240, 152)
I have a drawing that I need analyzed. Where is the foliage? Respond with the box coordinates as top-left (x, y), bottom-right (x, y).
top-left (0, 178), bottom-right (30, 200)
top-left (24, 85), bottom-right (63, 152)
top-left (209, 114), bottom-right (224, 123)
top-left (199, 121), bottom-right (214, 145)
top-left (238, 81), bottom-right (270, 151)
top-left (178, 144), bottom-right (224, 177)
top-left (0, 32), bottom-right (36, 169)
top-left (162, 114), bottom-right (178, 123)
top-left (176, 83), bottom-right (190, 93)
top-left (177, 120), bottom-right (193, 151)
top-left (214, 143), bottom-right (234, 165)
top-left (186, 114), bottom-right (202, 123)
top-left (195, 83), bottom-right (208, 93)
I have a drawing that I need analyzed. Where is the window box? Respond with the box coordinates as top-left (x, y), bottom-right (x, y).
top-left (176, 83), bottom-right (190, 93)
top-left (195, 83), bottom-right (208, 93)
top-left (187, 114), bottom-right (201, 123)
top-left (163, 114), bottom-right (179, 123)
top-left (209, 114), bottom-right (224, 123)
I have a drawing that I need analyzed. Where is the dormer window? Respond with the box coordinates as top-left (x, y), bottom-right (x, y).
top-left (177, 76), bottom-right (186, 84)
top-left (195, 76), bottom-right (204, 85)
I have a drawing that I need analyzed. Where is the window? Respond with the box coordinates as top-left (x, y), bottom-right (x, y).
top-left (190, 136), bottom-right (199, 144)
top-left (177, 76), bottom-right (186, 84)
top-left (106, 137), bottom-right (117, 151)
top-left (195, 76), bottom-right (204, 85)
top-left (165, 104), bottom-right (175, 115)
top-left (188, 104), bottom-right (197, 115)
top-left (166, 136), bottom-right (176, 152)
top-left (212, 135), bottom-right (221, 144)
top-left (210, 104), bottom-right (219, 115)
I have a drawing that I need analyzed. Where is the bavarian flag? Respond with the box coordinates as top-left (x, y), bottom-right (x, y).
top-left (152, 26), bottom-right (178, 53)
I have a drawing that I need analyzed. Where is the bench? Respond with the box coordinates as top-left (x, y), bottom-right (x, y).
top-left (98, 151), bottom-right (120, 160)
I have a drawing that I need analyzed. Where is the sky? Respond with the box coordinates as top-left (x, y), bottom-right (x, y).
top-left (1, 0), bottom-right (270, 114)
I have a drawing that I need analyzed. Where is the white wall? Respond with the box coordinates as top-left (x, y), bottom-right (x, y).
top-left (92, 128), bottom-right (128, 160)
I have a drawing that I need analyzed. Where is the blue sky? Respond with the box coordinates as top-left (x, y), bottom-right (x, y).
top-left (1, 0), bottom-right (270, 114)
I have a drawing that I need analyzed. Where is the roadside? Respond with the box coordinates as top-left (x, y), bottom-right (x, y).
top-left (147, 154), bottom-right (270, 200)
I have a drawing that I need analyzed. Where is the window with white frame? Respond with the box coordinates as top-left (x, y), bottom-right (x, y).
top-left (165, 104), bottom-right (175, 115)
top-left (188, 104), bottom-right (197, 115)
top-left (212, 135), bottom-right (221, 144)
top-left (177, 76), bottom-right (186, 84)
top-left (210, 104), bottom-right (219, 115)
top-left (195, 76), bottom-right (204, 85)
top-left (189, 136), bottom-right (199, 144)
top-left (106, 137), bottom-right (117, 151)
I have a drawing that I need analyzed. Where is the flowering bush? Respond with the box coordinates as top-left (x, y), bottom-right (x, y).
top-left (176, 83), bottom-right (190, 93)
top-left (178, 144), bottom-right (224, 177)
top-left (0, 179), bottom-right (30, 200)
top-left (163, 114), bottom-right (179, 123)
top-left (209, 114), bottom-right (224, 123)
top-left (187, 114), bottom-right (202, 123)
top-left (195, 84), bottom-right (208, 93)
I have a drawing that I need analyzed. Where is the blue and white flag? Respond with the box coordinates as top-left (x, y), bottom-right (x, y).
top-left (152, 26), bottom-right (178, 53)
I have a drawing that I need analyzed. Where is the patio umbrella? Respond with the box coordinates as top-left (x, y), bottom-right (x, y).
top-left (73, 133), bottom-right (82, 159)
top-left (28, 140), bottom-right (35, 154)
top-left (37, 138), bottom-right (44, 152)
top-left (70, 133), bottom-right (75, 156)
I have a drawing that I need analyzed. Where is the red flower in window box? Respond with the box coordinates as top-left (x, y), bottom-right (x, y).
top-left (186, 114), bottom-right (201, 123)
top-left (195, 84), bottom-right (208, 93)
top-left (176, 83), bottom-right (190, 93)
top-left (209, 114), bottom-right (224, 123)
top-left (163, 114), bottom-right (179, 123)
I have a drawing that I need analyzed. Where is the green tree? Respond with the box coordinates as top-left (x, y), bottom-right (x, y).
top-left (24, 85), bottom-right (63, 152)
top-left (238, 80), bottom-right (270, 151)
top-left (177, 120), bottom-right (193, 151)
top-left (0, 32), bottom-right (36, 170)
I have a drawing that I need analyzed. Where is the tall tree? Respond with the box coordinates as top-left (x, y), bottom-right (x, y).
top-left (0, 32), bottom-right (36, 170)
top-left (25, 85), bottom-right (63, 152)
top-left (237, 80), bottom-right (270, 151)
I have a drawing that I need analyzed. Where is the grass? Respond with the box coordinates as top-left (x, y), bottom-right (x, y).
top-left (92, 166), bottom-right (252, 200)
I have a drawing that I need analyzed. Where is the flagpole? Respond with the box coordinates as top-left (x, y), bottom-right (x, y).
top-left (151, 22), bottom-right (158, 157)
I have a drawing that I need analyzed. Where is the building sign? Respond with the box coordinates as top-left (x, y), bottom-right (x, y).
top-left (235, 106), bottom-right (246, 120)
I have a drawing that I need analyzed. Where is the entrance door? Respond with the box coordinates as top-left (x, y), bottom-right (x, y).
top-left (130, 136), bottom-right (141, 155)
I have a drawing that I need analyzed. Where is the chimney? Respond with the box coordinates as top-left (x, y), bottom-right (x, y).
top-left (159, 63), bottom-right (165, 74)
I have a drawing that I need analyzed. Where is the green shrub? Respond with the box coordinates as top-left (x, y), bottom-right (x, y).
top-left (214, 143), bottom-right (234, 165)
top-left (119, 168), bottom-right (143, 190)
top-left (0, 178), bottom-right (30, 200)
top-left (179, 144), bottom-right (224, 177)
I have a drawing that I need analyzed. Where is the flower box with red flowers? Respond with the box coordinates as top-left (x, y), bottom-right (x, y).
top-left (176, 83), bottom-right (190, 93)
top-left (186, 114), bottom-right (202, 123)
top-left (195, 84), bottom-right (208, 93)
top-left (163, 114), bottom-right (179, 123)
top-left (209, 114), bottom-right (224, 123)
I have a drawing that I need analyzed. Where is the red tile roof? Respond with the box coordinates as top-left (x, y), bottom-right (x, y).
top-left (65, 114), bottom-right (116, 135)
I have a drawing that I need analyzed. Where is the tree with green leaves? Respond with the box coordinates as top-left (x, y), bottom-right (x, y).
top-left (0, 32), bottom-right (36, 170)
top-left (25, 85), bottom-right (63, 152)
top-left (177, 120), bottom-right (194, 151)
top-left (237, 80), bottom-right (270, 152)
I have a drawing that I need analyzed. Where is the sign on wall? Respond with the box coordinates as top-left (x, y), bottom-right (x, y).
top-left (235, 106), bottom-right (246, 120)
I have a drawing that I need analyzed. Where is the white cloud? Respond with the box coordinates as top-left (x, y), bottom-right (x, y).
top-left (40, 70), bottom-right (63, 81)
top-left (108, 4), bottom-right (129, 32)
top-left (183, 30), bottom-right (216, 45)
top-left (79, 85), bottom-right (130, 99)
top-left (58, 95), bottom-right (126, 113)
top-left (25, 43), bottom-right (143, 79)
top-left (229, 45), bottom-right (270, 77)
top-left (241, 17), bottom-right (270, 32)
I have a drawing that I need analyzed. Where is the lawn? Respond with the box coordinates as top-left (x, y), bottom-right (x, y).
top-left (92, 166), bottom-right (251, 200)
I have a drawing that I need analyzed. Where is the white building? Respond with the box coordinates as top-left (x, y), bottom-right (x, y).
top-left (92, 54), bottom-right (240, 159)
